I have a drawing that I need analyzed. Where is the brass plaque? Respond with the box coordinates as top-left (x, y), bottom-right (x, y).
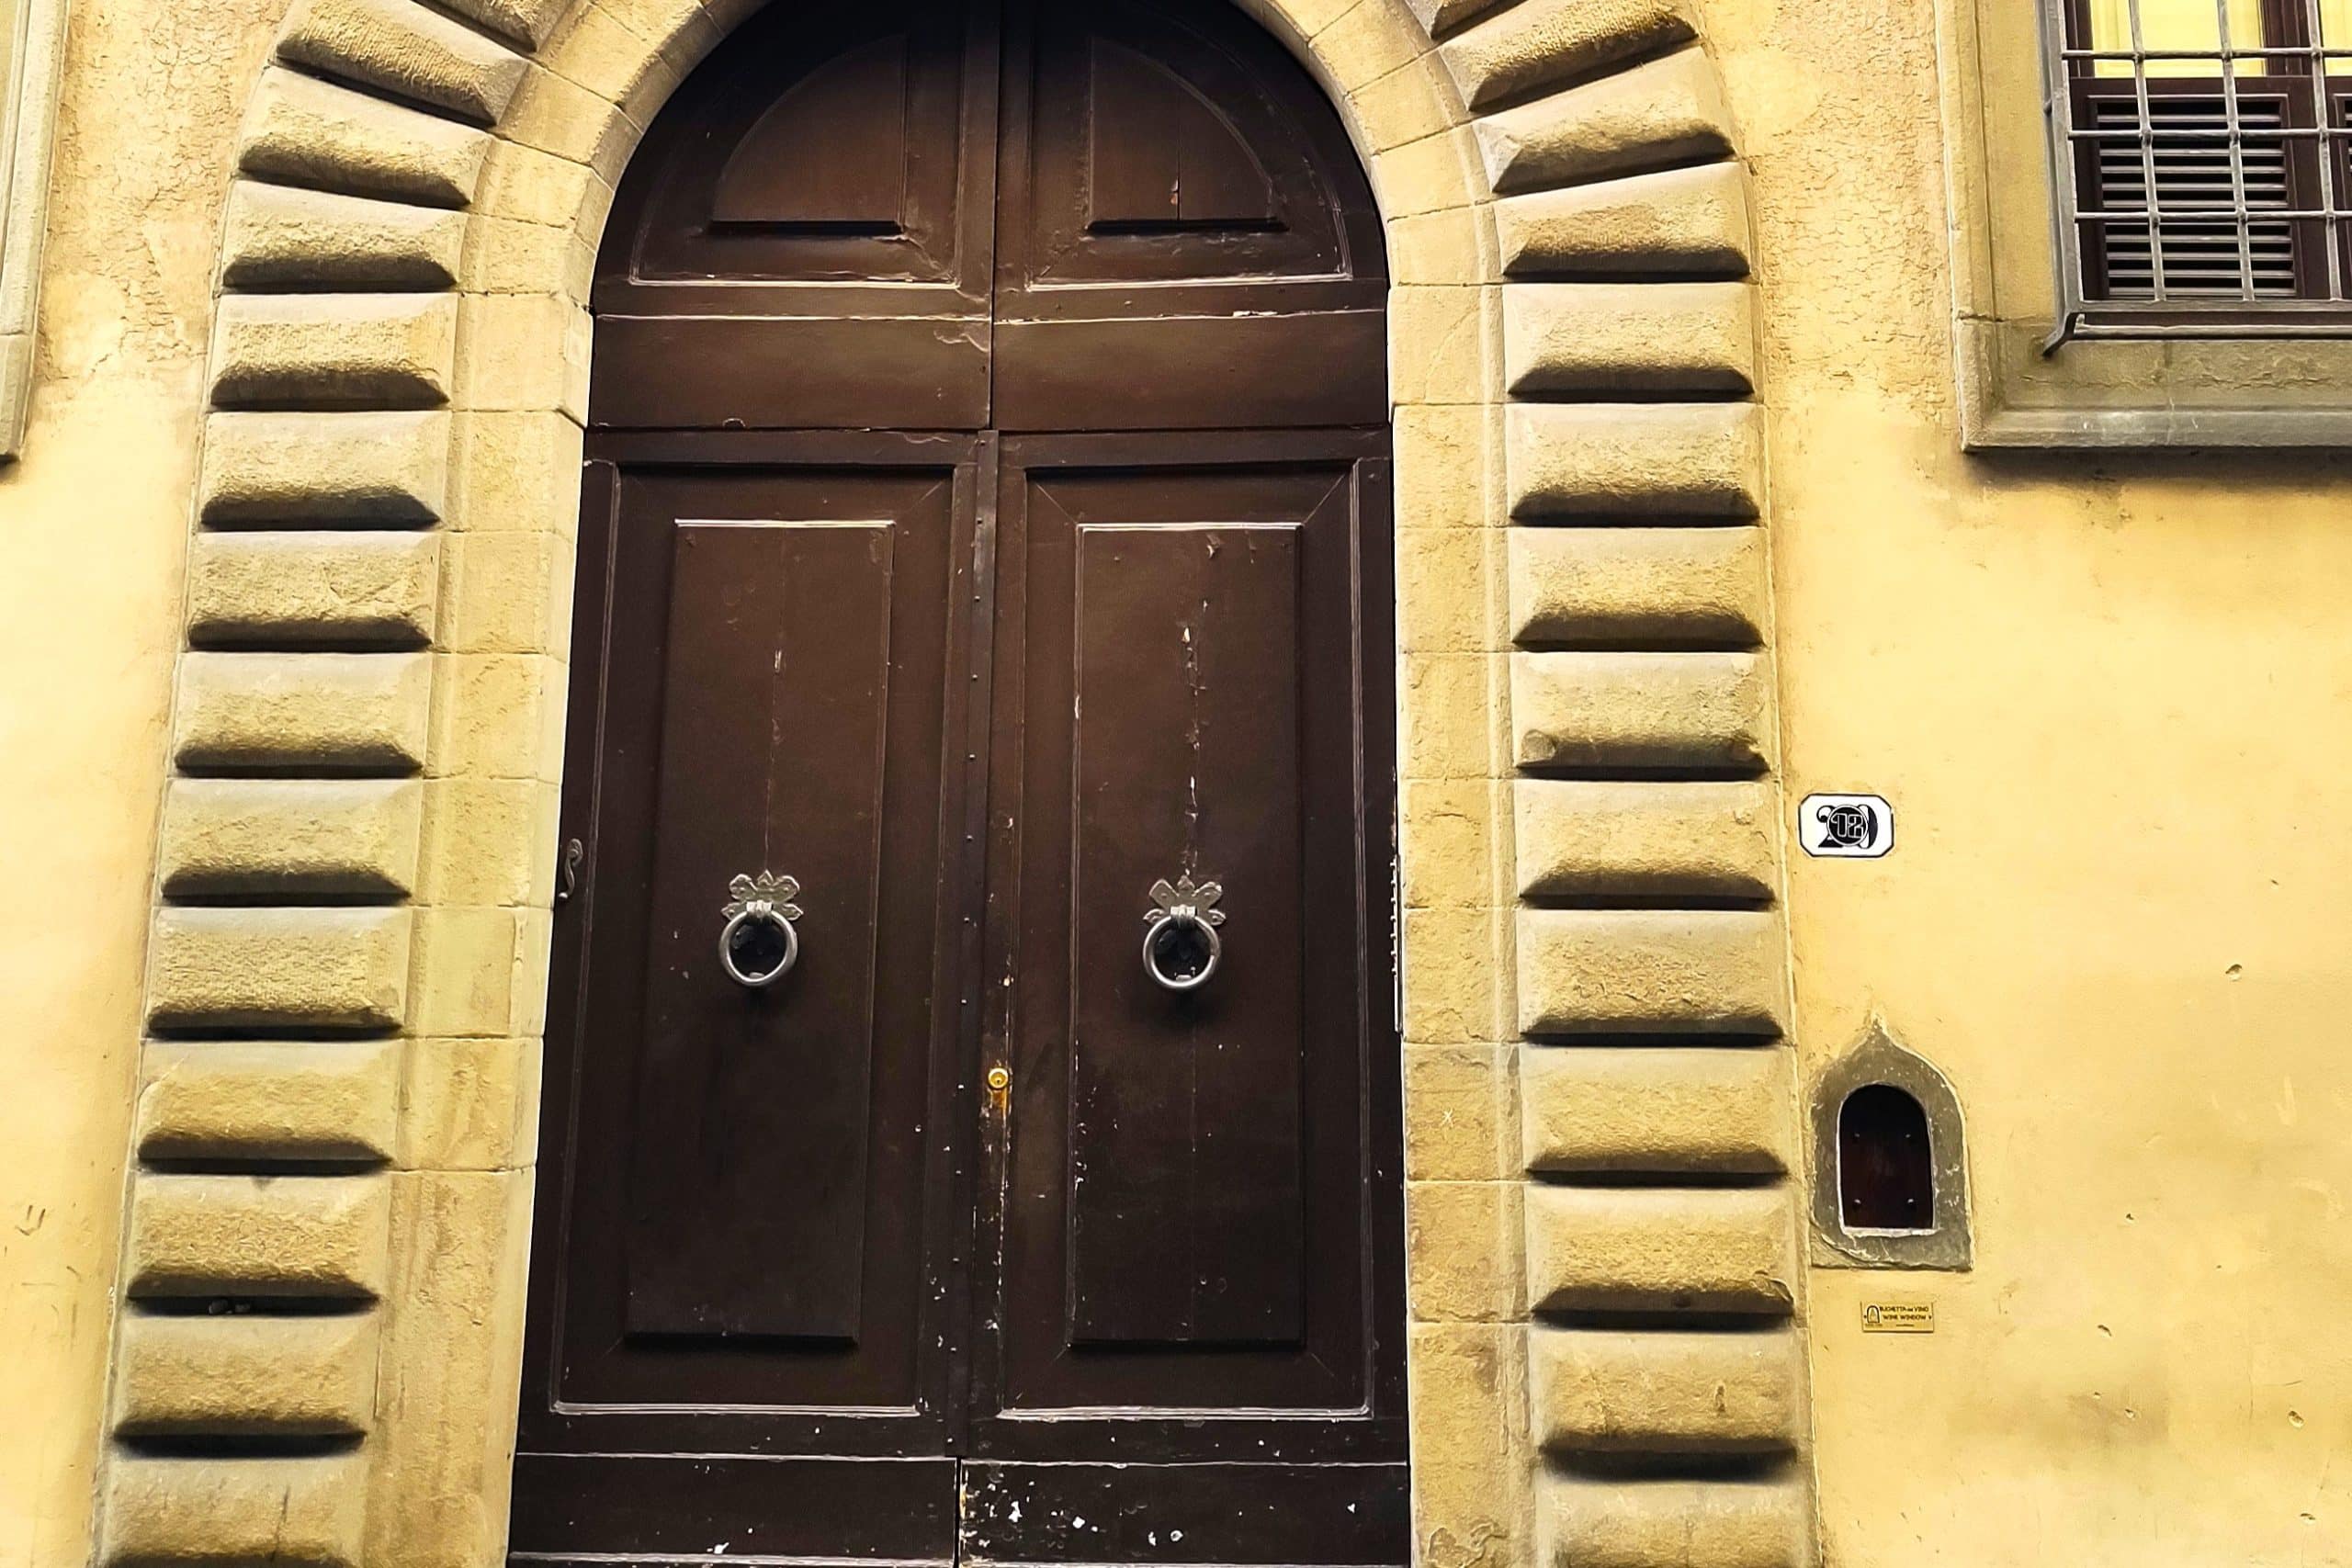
top-left (1860, 1298), bottom-right (1935, 1334)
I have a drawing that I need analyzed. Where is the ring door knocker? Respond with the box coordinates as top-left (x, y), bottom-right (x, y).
top-left (1142, 874), bottom-right (1227, 993)
top-left (719, 871), bottom-right (803, 989)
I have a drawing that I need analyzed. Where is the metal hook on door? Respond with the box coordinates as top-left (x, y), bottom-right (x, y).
top-left (718, 871), bottom-right (804, 988)
top-left (1141, 874), bottom-right (1227, 992)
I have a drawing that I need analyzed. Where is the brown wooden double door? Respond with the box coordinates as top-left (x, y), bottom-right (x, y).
top-left (511, 0), bottom-right (1402, 1563)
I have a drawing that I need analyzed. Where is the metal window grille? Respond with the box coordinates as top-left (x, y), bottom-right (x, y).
top-left (2041, 0), bottom-right (2352, 340)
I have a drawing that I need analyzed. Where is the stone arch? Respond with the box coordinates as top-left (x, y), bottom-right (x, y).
top-left (105, 2), bottom-right (1814, 1566)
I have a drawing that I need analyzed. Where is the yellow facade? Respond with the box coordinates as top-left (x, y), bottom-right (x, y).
top-left (1, 0), bottom-right (2347, 1563)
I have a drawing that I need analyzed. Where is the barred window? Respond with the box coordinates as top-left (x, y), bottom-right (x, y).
top-left (2043, 0), bottom-right (2352, 336)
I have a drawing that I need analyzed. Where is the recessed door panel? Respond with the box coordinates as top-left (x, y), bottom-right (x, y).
top-left (981, 433), bottom-right (1401, 1442)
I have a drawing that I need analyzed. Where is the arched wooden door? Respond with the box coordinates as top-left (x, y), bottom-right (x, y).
top-left (511, 2), bottom-right (1401, 1562)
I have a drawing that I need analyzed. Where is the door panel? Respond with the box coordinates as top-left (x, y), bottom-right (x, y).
top-left (514, 439), bottom-right (982, 1540)
top-left (978, 433), bottom-right (1404, 1462)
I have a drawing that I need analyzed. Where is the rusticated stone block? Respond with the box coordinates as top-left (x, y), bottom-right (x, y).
top-left (441, 0), bottom-right (571, 47)
top-left (221, 181), bottom-right (465, 289)
top-left (241, 66), bottom-right (490, 209)
top-left (123, 1173), bottom-right (392, 1300)
top-left (1511, 652), bottom-right (1774, 773)
top-left (160, 778), bottom-right (423, 898)
top-left (147, 908), bottom-right (413, 1033)
top-left (175, 652), bottom-right (432, 775)
top-left (99, 1453), bottom-right (367, 1568)
top-left (1506, 282), bottom-right (1755, 396)
top-left (1475, 47), bottom-right (1735, 192)
top-left (1531, 1326), bottom-right (1804, 1453)
top-left (198, 410), bottom-right (449, 526)
top-left (1521, 1045), bottom-right (1793, 1176)
top-left (138, 1040), bottom-right (401, 1164)
top-left (211, 294), bottom-right (458, 410)
top-left (1507, 403), bottom-right (1763, 521)
top-left (1440, 0), bottom-right (1698, 108)
top-left (1509, 527), bottom-right (1766, 648)
top-left (1500, 164), bottom-right (1752, 280)
top-left (278, 0), bottom-right (531, 126)
top-left (1402, 0), bottom-right (1509, 39)
top-left (1517, 909), bottom-right (1784, 1037)
top-left (1515, 779), bottom-right (1777, 900)
top-left (1524, 1185), bottom-right (1798, 1316)
top-left (187, 531), bottom-right (440, 649)
top-left (1538, 1474), bottom-right (1814, 1568)
top-left (114, 1312), bottom-right (379, 1437)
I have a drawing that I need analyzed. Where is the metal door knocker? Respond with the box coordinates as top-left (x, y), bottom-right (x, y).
top-left (719, 871), bottom-right (803, 988)
top-left (1142, 874), bottom-right (1226, 992)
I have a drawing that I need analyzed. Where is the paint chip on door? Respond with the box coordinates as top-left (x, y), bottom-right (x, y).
top-left (1801, 794), bottom-right (1894, 858)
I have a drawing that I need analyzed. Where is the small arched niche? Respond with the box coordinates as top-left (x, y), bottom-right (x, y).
top-left (1811, 1021), bottom-right (1973, 1269)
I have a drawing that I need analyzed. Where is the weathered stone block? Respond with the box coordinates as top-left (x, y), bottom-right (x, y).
top-left (187, 531), bottom-right (440, 649)
top-left (1441, 0), bottom-right (1697, 108)
top-left (199, 410), bottom-right (450, 526)
top-left (1509, 526), bottom-right (1766, 648)
top-left (1475, 47), bottom-right (1734, 191)
top-left (1499, 164), bottom-right (1752, 280)
top-left (114, 1312), bottom-right (379, 1437)
top-left (1531, 1325), bottom-right (1805, 1453)
top-left (240, 66), bottom-right (491, 208)
top-left (400, 1036), bottom-right (541, 1170)
top-left (428, 652), bottom-right (566, 781)
top-left (278, 0), bottom-right (531, 125)
top-left (147, 908), bottom-right (413, 1033)
top-left (1521, 1045), bottom-right (1792, 1176)
top-left (408, 907), bottom-right (553, 1038)
top-left (1407, 1179), bottom-right (1526, 1322)
top-left (1537, 1474), bottom-right (1814, 1568)
top-left (1524, 1185), bottom-right (1798, 1316)
top-left (1514, 779), bottom-right (1777, 901)
top-left (159, 778), bottom-right (423, 899)
top-left (437, 529), bottom-right (574, 653)
top-left (123, 1173), bottom-right (392, 1300)
top-left (1408, 1324), bottom-right (1535, 1568)
top-left (99, 1453), bottom-right (367, 1568)
top-left (1511, 652), bottom-right (1774, 773)
top-left (1405, 1044), bottom-right (1517, 1181)
top-left (1506, 282), bottom-right (1755, 396)
top-left (449, 409), bottom-right (587, 535)
top-left (455, 293), bottom-right (593, 418)
top-left (138, 1040), bottom-right (401, 1164)
top-left (175, 651), bottom-right (433, 774)
top-left (441, 0), bottom-right (571, 47)
top-left (211, 293), bottom-right (458, 410)
top-left (416, 776), bottom-right (560, 907)
top-left (221, 181), bottom-right (465, 289)
top-left (1507, 403), bottom-right (1763, 520)
top-left (1516, 908), bottom-right (1785, 1037)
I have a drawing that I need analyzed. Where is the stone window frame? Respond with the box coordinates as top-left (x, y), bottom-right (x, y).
top-left (94, 2), bottom-right (1820, 1566)
top-left (0, 0), bottom-right (67, 459)
top-left (1807, 1021), bottom-right (1973, 1271)
top-left (1940, 0), bottom-right (2352, 446)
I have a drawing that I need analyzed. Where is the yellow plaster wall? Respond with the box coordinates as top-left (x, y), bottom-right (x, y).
top-left (0, 2), bottom-right (282, 1562)
top-left (1708, 0), bottom-right (2352, 1560)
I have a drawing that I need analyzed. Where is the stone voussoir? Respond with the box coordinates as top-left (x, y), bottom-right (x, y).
top-left (1524, 1184), bottom-right (1799, 1316)
top-left (98, 1452), bottom-right (368, 1568)
top-left (1500, 162), bottom-right (1753, 280)
top-left (123, 1172), bottom-right (393, 1300)
top-left (1509, 526), bottom-right (1766, 648)
top-left (221, 180), bottom-right (467, 289)
top-left (138, 1038), bottom-right (402, 1164)
top-left (1508, 402), bottom-right (1763, 521)
top-left (210, 292), bottom-right (458, 410)
top-left (174, 650), bottom-right (433, 774)
top-left (159, 776), bottom-right (424, 898)
top-left (1531, 1325), bottom-right (1805, 1454)
top-left (240, 66), bottom-right (492, 209)
top-left (187, 528), bottom-right (441, 649)
top-left (113, 1311), bottom-right (380, 1437)
top-left (1516, 908), bottom-right (1785, 1037)
top-left (1537, 1473), bottom-right (1815, 1568)
top-left (277, 0), bottom-right (532, 126)
top-left (1475, 46), bottom-right (1735, 192)
top-left (1440, 0), bottom-right (1699, 110)
top-left (146, 906), bottom-right (413, 1032)
top-left (1506, 281), bottom-right (1755, 397)
top-left (1521, 1044), bottom-right (1793, 1175)
top-left (1511, 651), bottom-right (1774, 773)
top-left (199, 410), bottom-right (450, 526)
